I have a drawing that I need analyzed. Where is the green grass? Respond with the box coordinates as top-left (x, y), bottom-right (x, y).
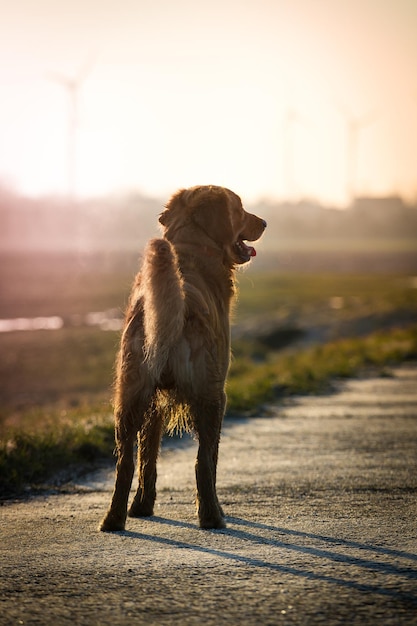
top-left (227, 324), bottom-right (417, 413)
top-left (0, 416), bottom-right (114, 496)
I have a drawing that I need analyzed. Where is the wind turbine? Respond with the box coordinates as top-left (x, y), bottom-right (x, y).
top-left (47, 57), bottom-right (93, 199)
top-left (335, 102), bottom-right (377, 204)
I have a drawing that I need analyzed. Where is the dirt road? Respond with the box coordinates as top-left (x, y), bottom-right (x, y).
top-left (1, 364), bottom-right (417, 625)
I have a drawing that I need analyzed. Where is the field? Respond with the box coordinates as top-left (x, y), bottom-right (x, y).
top-left (1, 251), bottom-right (417, 496)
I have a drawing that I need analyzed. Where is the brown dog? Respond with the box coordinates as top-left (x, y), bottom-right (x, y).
top-left (100, 185), bottom-right (266, 531)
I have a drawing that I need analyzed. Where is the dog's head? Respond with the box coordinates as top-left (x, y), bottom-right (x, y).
top-left (159, 185), bottom-right (266, 266)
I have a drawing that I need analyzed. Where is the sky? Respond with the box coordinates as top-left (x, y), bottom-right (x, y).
top-left (0, 0), bottom-right (416, 206)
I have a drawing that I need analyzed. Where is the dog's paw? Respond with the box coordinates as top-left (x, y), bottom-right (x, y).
top-left (128, 502), bottom-right (154, 518)
top-left (199, 518), bottom-right (226, 530)
top-left (99, 512), bottom-right (126, 532)
top-left (199, 515), bottom-right (226, 530)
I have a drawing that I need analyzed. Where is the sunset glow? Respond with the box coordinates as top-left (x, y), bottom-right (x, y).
top-left (1, 0), bottom-right (416, 205)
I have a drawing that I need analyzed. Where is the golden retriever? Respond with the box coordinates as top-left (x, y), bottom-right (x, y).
top-left (100, 185), bottom-right (266, 531)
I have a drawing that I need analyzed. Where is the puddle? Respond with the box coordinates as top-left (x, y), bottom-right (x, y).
top-left (0, 316), bottom-right (64, 332)
top-left (0, 310), bottom-right (123, 333)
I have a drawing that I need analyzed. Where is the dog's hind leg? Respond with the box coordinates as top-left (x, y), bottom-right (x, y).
top-left (128, 398), bottom-right (164, 518)
top-left (100, 305), bottom-right (154, 531)
top-left (99, 411), bottom-right (138, 532)
top-left (193, 394), bottom-right (226, 529)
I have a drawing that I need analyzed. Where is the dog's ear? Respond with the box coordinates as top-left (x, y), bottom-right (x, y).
top-left (191, 187), bottom-right (235, 244)
top-left (159, 189), bottom-right (188, 227)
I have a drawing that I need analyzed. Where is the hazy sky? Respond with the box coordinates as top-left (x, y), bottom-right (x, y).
top-left (1, 0), bottom-right (416, 205)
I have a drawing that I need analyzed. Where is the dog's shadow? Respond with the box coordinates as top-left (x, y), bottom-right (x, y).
top-left (117, 516), bottom-right (417, 604)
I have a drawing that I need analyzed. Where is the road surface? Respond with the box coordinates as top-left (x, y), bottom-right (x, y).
top-left (1, 364), bottom-right (417, 625)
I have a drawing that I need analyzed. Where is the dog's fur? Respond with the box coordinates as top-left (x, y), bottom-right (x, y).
top-left (100, 185), bottom-right (266, 531)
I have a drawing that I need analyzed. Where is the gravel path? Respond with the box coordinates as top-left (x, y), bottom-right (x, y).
top-left (1, 364), bottom-right (417, 625)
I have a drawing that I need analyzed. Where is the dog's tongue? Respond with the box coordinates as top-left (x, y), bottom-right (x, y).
top-left (242, 241), bottom-right (256, 257)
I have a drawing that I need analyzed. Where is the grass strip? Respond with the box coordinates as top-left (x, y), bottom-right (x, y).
top-left (227, 323), bottom-right (417, 412)
top-left (1, 323), bottom-right (417, 497)
top-left (0, 417), bottom-right (114, 497)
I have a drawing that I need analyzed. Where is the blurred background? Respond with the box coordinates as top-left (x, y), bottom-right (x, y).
top-left (1, 0), bottom-right (417, 204)
top-left (1, 0), bottom-right (417, 494)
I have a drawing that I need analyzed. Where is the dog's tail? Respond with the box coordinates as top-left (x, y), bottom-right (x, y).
top-left (141, 238), bottom-right (186, 380)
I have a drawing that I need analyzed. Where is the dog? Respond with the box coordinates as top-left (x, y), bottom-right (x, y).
top-left (100, 185), bottom-right (266, 531)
